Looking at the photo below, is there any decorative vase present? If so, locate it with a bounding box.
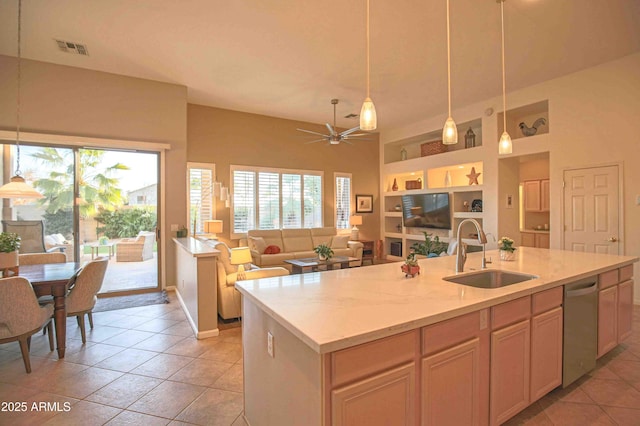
[0,250,19,271]
[500,250,516,261]
[400,147,407,161]
[444,170,452,187]
[319,254,327,261]
[392,178,398,191]
[401,264,420,277]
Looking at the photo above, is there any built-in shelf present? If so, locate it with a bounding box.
[384,212,403,217]
[498,100,549,141]
[453,212,484,219]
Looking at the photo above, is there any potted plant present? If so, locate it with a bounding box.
[498,237,517,261]
[314,243,334,261]
[98,236,109,245]
[401,253,420,277]
[0,232,21,271]
[411,232,447,258]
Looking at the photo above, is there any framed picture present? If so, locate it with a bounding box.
[356,194,373,213]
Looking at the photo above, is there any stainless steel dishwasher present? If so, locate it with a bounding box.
[563,276,598,387]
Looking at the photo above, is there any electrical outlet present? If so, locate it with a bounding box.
[267,331,274,357]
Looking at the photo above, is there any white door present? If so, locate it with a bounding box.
[563,165,620,254]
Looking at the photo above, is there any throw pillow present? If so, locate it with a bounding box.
[331,235,350,249]
[248,236,267,254]
[264,245,281,254]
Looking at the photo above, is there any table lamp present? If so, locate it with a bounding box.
[350,215,363,241]
[230,247,252,280]
[204,220,223,238]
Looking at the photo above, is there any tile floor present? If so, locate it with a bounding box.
[1,296,638,425]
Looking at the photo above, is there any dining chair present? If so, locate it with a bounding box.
[65,257,109,343]
[0,277,55,373]
[19,252,67,265]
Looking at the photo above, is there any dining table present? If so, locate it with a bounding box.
[19,262,82,359]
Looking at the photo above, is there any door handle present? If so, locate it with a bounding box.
[607,237,618,242]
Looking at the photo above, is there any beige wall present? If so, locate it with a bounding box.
[187,104,380,245]
[0,55,188,288]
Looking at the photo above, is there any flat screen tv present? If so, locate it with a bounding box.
[401,192,452,230]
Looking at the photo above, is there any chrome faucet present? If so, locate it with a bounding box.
[456,218,488,273]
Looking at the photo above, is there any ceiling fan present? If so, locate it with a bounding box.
[297,99,371,145]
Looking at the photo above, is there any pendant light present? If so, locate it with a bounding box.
[0,0,44,199]
[442,0,458,145]
[359,0,377,131]
[498,0,512,155]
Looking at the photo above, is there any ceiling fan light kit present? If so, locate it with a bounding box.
[442,0,458,145]
[360,0,377,131]
[297,99,369,146]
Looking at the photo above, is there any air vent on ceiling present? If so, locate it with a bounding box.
[55,39,89,56]
[344,113,359,119]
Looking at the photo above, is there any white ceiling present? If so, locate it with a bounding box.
[1,0,639,131]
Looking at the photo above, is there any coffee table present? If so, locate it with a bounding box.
[285,256,358,274]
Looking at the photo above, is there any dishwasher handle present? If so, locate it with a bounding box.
[565,281,598,298]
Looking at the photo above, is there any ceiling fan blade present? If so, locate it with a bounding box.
[342,139,354,145]
[325,123,337,136]
[340,126,361,137]
[304,138,328,144]
[297,128,329,137]
[343,136,373,141]
[345,133,370,137]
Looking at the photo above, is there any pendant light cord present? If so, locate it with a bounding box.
[15,0,22,176]
[501,0,507,133]
[446,0,452,117]
[366,0,370,99]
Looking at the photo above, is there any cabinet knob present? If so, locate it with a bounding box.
[607,237,619,242]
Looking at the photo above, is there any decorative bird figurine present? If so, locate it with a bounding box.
[519,118,547,137]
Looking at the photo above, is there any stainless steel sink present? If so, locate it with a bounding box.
[443,269,538,289]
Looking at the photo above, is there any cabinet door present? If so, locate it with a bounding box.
[530,307,563,402]
[536,233,550,249]
[521,232,536,248]
[617,280,634,342]
[524,181,541,212]
[490,320,530,426]
[597,286,618,358]
[332,363,415,426]
[540,179,550,212]
[422,338,481,426]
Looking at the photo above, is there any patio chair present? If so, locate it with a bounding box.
[19,252,67,265]
[0,277,54,373]
[116,231,155,262]
[66,257,109,343]
[2,220,67,256]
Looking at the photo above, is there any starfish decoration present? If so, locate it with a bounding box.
[466,167,481,185]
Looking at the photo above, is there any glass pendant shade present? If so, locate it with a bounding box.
[442,117,458,144]
[498,131,512,154]
[0,175,45,199]
[359,97,377,131]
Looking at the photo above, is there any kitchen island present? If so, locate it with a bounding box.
[236,248,637,426]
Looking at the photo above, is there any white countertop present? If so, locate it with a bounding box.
[236,248,637,354]
[173,237,219,258]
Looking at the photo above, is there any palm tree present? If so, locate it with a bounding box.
[32,148,129,218]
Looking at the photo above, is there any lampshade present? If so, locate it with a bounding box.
[204,219,223,234]
[498,0,512,155]
[0,176,44,199]
[230,247,252,265]
[350,216,363,226]
[499,131,512,155]
[442,117,458,145]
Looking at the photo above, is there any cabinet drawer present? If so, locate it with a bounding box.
[331,330,417,388]
[492,296,531,330]
[532,287,562,315]
[619,264,634,282]
[599,269,619,289]
[422,309,487,356]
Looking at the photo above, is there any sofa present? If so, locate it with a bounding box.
[44,233,75,261]
[246,227,363,271]
[209,241,289,319]
[115,231,155,262]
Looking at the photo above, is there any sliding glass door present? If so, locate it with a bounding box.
[1,142,160,294]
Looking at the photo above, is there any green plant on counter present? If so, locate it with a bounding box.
[411,232,446,256]
[499,236,516,252]
[0,232,21,253]
[314,243,334,260]
[404,253,419,267]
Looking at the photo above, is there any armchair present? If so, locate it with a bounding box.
[213,241,289,320]
[116,231,155,262]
